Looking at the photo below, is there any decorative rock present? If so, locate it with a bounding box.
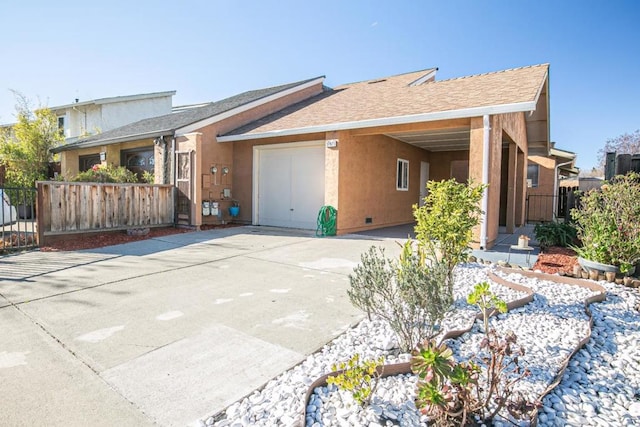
[207,265,640,427]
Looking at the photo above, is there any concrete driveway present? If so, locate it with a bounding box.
[0,226,404,426]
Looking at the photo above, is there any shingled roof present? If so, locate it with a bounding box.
[52,77,323,153]
[219,64,549,141]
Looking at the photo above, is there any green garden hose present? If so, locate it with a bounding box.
[316,205,337,237]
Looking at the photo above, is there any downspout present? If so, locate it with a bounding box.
[480,115,490,250]
[553,160,573,220]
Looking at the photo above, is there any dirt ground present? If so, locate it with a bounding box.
[39,224,240,252]
[532,246,579,275]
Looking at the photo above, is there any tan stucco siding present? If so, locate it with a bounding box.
[188,82,324,226]
[429,151,470,182]
[334,133,430,234]
[231,133,326,225]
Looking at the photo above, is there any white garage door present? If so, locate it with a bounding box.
[256,143,325,229]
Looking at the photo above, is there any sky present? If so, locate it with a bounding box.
[1,0,638,170]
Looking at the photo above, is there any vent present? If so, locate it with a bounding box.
[365,217,373,224]
[367,79,387,84]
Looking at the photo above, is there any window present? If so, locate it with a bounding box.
[121,147,154,179]
[527,164,539,188]
[79,154,101,172]
[397,159,409,191]
[57,116,65,137]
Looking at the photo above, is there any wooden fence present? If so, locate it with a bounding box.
[37,182,174,241]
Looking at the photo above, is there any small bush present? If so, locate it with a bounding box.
[412,283,537,426]
[571,172,640,271]
[533,222,577,250]
[326,354,385,407]
[142,170,155,184]
[348,243,450,352]
[413,179,487,299]
[72,164,138,183]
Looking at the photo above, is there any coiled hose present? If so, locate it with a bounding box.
[316,205,337,237]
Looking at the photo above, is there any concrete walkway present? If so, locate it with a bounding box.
[0,226,405,426]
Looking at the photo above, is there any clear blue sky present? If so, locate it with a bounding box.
[1,0,638,170]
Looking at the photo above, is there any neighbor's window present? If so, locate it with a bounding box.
[527,164,539,188]
[397,159,409,191]
[79,154,101,172]
[57,116,65,137]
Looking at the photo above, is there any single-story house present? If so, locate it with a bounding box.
[53,64,552,249]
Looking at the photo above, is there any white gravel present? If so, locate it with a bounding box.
[205,264,640,427]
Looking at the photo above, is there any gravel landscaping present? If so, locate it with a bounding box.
[204,263,640,427]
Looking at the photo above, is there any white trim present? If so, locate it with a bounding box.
[217,101,536,142]
[396,158,409,191]
[252,140,325,226]
[408,69,438,86]
[176,77,325,135]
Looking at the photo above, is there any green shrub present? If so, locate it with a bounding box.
[413,179,487,298]
[326,354,385,407]
[348,244,450,352]
[533,222,577,250]
[571,172,640,271]
[72,164,138,183]
[142,170,155,184]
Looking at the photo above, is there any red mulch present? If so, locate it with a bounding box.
[532,246,579,275]
[39,223,240,252]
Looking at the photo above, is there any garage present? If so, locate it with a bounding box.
[254,142,325,229]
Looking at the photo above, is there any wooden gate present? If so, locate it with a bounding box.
[175,151,193,226]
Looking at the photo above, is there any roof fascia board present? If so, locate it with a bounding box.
[176,77,325,135]
[217,101,536,142]
[53,129,173,152]
[50,91,177,111]
[94,91,177,106]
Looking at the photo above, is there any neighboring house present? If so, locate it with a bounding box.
[52,77,324,225]
[526,146,578,222]
[55,64,552,249]
[51,91,175,144]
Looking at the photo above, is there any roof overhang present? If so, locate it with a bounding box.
[51,129,172,153]
[49,91,177,112]
[217,100,537,142]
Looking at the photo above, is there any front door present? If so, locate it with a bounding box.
[175,151,192,225]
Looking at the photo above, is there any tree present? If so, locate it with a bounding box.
[0,93,63,189]
[597,130,640,168]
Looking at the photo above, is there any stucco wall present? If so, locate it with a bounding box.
[60,95,173,139]
[101,97,173,131]
[333,132,430,234]
[189,82,325,226]
[469,112,529,248]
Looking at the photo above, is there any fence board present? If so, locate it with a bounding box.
[37,182,174,236]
